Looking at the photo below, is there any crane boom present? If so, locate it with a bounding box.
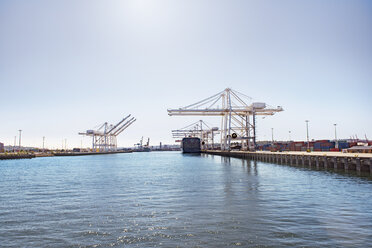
[106,114,131,134]
[113,117,136,136]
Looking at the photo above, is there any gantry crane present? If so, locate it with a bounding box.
[79,114,136,151]
[168,88,283,151]
[171,120,219,149]
[134,137,151,151]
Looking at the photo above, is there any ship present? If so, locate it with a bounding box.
[182,137,201,153]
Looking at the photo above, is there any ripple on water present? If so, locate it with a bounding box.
[0,152,371,247]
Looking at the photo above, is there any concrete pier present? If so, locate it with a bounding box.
[203,150,372,174]
[0,154,35,160]
[0,150,132,160]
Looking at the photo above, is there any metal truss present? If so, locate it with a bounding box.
[79,114,136,151]
[168,88,283,151]
[171,120,219,149]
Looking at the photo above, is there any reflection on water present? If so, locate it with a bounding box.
[0,151,371,247]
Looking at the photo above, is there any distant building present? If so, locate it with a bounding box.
[4,145,39,152]
[0,142,4,153]
[347,146,372,153]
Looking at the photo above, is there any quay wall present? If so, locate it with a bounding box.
[0,150,132,160]
[53,150,132,156]
[0,154,35,160]
[203,150,372,174]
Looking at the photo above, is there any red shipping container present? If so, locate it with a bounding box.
[349,142,357,147]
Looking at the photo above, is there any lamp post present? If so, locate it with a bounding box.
[305,120,310,152]
[18,130,22,151]
[289,131,291,142]
[334,124,338,149]
[13,136,16,152]
[271,127,274,144]
[43,136,45,153]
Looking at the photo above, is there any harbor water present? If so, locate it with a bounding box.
[0,151,371,247]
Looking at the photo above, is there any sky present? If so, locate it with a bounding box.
[0,0,371,149]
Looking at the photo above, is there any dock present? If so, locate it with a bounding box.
[0,154,36,160]
[52,150,132,156]
[0,150,132,160]
[204,150,372,173]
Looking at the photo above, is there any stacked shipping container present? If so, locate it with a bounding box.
[256,140,362,152]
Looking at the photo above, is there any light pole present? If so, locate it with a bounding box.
[334,124,338,149]
[271,128,274,144]
[305,120,310,151]
[18,130,22,151]
[289,131,291,142]
[43,136,45,153]
[13,136,16,152]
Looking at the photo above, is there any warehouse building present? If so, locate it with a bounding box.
[0,142,4,153]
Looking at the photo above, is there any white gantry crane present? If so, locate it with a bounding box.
[171,120,219,150]
[79,114,136,152]
[168,88,283,151]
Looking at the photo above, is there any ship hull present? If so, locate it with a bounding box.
[182,137,201,153]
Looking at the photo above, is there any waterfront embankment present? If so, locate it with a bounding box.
[204,150,372,173]
[0,153,35,160]
[0,150,132,160]
[53,150,132,156]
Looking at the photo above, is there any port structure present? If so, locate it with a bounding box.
[168,88,283,151]
[134,137,151,151]
[171,120,219,150]
[79,114,136,152]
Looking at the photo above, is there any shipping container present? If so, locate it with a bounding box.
[349,142,357,148]
[338,142,349,149]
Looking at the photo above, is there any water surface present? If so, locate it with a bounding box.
[0,152,371,247]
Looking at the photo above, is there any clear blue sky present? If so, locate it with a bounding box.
[0,0,371,149]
